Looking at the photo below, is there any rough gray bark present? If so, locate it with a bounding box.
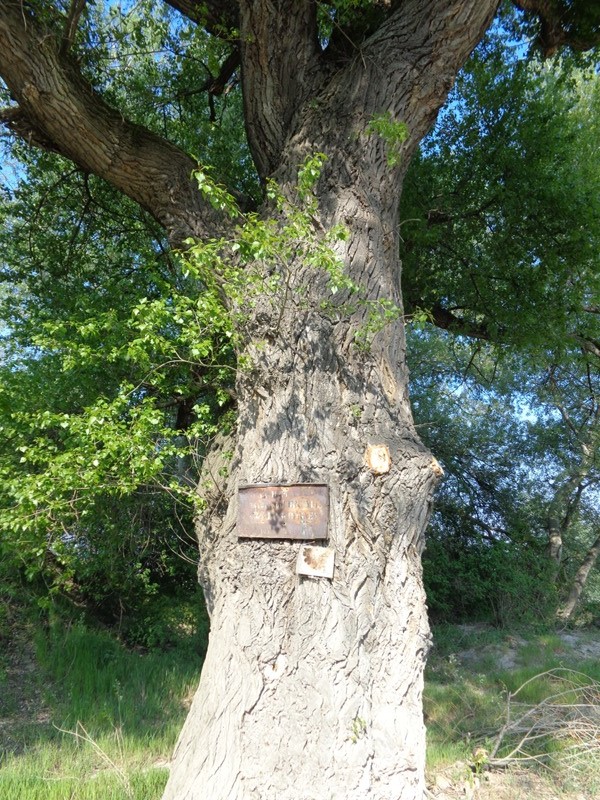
[163,218,440,800]
[546,392,600,621]
[160,5,498,795]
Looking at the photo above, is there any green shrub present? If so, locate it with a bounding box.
[424,534,557,626]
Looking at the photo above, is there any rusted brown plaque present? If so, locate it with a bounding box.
[238,484,329,540]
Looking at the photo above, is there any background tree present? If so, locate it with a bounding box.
[402,35,600,625]
[0,2,598,800]
[0,3,248,640]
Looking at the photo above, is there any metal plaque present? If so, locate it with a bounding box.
[238,484,329,540]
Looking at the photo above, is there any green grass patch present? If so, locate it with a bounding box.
[0,766,168,800]
[35,622,200,751]
[5,616,600,797]
[425,657,503,770]
[426,623,600,785]
[428,623,507,658]
[0,604,206,800]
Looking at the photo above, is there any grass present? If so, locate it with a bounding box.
[425,624,600,795]
[36,623,199,749]
[0,605,206,800]
[425,653,502,769]
[3,612,600,799]
[0,761,168,800]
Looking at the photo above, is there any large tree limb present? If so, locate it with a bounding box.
[274,0,501,199]
[238,0,324,178]
[360,0,500,143]
[163,0,238,36]
[0,2,227,246]
[513,0,600,56]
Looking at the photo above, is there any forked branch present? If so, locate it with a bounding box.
[61,0,88,54]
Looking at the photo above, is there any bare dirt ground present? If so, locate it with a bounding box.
[428,763,591,800]
[455,625,600,671]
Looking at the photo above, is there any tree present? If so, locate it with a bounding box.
[406,332,555,625]
[400,36,600,625]
[410,339,600,625]
[0,2,598,799]
[531,360,600,620]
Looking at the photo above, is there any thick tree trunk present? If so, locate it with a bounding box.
[0,3,498,798]
[159,1,497,795]
[162,168,441,798]
[546,475,587,578]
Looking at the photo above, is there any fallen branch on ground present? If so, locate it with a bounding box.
[488,668,600,770]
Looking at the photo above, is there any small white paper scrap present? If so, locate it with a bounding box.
[296,545,335,579]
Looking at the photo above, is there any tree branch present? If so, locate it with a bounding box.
[238,0,323,178]
[358,0,500,146]
[203,47,240,96]
[410,299,600,358]
[428,303,492,341]
[575,336,600,361]
[0,2,229,246]
[61,0,87,55]
[513,0,600,56]
[163,0,239,36]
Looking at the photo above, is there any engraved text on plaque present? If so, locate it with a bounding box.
[237,484,329,540]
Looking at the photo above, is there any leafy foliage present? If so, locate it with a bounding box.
[401,31,600,356]
[366,112,409,167]
[0,0,254,621]
[400,20,600,623]
[1,1,599,634]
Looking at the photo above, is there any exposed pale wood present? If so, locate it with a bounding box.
[365,444,392,475]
